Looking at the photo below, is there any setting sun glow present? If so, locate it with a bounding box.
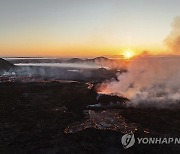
[123,50,134,59]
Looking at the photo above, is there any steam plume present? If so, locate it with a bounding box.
[98,17,180,107]
[99,56,180,107]
[165,16,180,53]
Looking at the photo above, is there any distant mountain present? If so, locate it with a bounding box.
[93,56,109,61]
[65,57,124,69]
[4,56,124,69]
[65,58,84,63]
[5,57,112,64]
[0,58,15,71]
[65,57,110,64]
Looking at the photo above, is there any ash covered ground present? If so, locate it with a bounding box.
[0,58,180,153]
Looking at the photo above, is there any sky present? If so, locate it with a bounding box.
[0,0,180,57]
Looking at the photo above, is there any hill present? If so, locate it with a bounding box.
[0,58,15,72]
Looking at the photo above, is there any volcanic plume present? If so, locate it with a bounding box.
[98,17,180,107]
[165,16,180,54]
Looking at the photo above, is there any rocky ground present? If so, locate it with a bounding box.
[0,80,180,153]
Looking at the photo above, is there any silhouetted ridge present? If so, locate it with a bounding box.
[0,58,15,71]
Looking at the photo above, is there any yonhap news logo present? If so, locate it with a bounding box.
[121,132,135,149]
[121,132,180,149]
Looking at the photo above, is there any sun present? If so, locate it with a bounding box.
[123,50,134,59]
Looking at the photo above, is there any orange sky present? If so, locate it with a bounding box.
[0,0,179,57]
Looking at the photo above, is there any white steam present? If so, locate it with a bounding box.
[99,17,180,107]
[165,16,180,54]
[100,56,180,107]
[15,63,103,69]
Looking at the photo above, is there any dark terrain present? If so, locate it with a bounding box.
[0,58,180,153]
[0,58,15,72]
[0,80,180,153]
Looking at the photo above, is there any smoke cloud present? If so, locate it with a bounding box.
[98,17,180,108]
[99,56,180,107]
[165,16,180,54]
